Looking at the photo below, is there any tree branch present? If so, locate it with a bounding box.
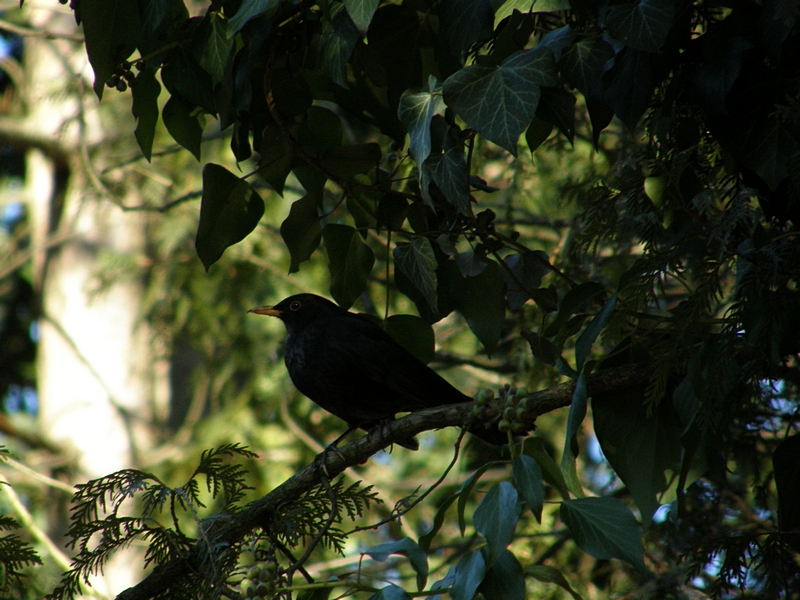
[114,360,660,600]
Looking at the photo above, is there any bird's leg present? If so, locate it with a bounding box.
[314,425,355,478]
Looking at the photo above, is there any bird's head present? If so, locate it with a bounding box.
[249,294,341,333]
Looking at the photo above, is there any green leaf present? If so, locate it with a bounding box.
[398,75,445,166]
[525,565,583,600]
[526,437,570,500]
[474,481,521,566]
[366,585,411,600]
[366,538,429,591]
[376,195,409,231]
[162,95,204,161]
[478,550,526,600]
[603,48,653,131]
[131,69,161,161]
[512,455,544,522]
[449,550,486,600]
[575,292,617,372]
[543,282,605,338]
[606,0,676,52]
[439,0,494,60]
[161,48,217,113]
[560,37,616,95]
[321,144,382,179]
[457,462,497,536]
[302,106,344,153]
[227,0,279,37]
[197,12,234,85]
[195,164,265,270]
[383,315,435,364]
[258,123,294,195]
[447,260,505,354]
[500,250,550,310]
[560,497,648,574]
[773,434,800,552]
[280,195,322,273]
[494,0,571,25]
[344,0,380,34]
[426,148,471,215]
[80,0,141,99]
[535,87,577,145]
[322,224,375,310]
[419,493,459,553]
[560,370,587,497]
[593,388,685,529]
[525,116,554,153]
[393,238,438,313]
[443,46,557,154]
[521,329,561,366]
[318,9,360,87]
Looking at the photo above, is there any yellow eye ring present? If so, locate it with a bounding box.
[289,301,302,311]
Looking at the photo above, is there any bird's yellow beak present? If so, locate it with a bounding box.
[248,306,282,317]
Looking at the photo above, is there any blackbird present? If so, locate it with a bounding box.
[249,293,504,449]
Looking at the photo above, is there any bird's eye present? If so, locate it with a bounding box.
[290,301,302,311]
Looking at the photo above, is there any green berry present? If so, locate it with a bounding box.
[247,564,263,580]
[498,419,511,432]
[503,407,516,421]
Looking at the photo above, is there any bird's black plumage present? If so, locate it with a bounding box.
[250,293,504,449]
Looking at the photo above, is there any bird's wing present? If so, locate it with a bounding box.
[332,314,469,410]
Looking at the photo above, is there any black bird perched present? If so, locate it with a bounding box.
[249,293,504,450]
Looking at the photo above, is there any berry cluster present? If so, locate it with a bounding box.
[106,61,139,93]
[474,384,530,434]
[239,557,280,600]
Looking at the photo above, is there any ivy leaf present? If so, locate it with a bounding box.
[131,69,161,161]
[448,550,486,600]
[321,144,382,179]
[525,117,553,153]
[500,250,550,310]
[603,48,654,131]
[366,538,429,591]
[561,370,587,497]
[227,0,279,37]
[195,164,265,271]
[606,0,676,52]
[419,493,459,552]
[383,315,435,364]
[318,9,360,87]
[161,48,217,113]
[197,12,234,85]
[474,481,521,566]
[393,238,438,313]
[280,195,322,273]
[457,462,497,536]
[258,124,294,195]
[344,0,380,34]
[512,455,544,522]
[543,282,605,338]
[575,292,617,372]
[439,0,494,61]
[525,565,582,600]
[593,387,684,529]
[80,0,141,99]
[560,37,616,95]
[526,437,571,500]
[443,46,557,154]
[536,87,577,145]
[162,95,204,161]
[366,585,411,600]
[478,550,526,600]
[560,497,648,574]
[322,224,374,310]
[445,260,505,354]
[426,147,471,215]
[398,75,445,166]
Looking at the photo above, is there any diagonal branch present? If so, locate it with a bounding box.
[114,360,661,600]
